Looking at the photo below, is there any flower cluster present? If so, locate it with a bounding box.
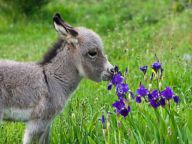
[136,61,179,108]
[108,66,134,117]
[106,61,180,118]
[136,85,179,108]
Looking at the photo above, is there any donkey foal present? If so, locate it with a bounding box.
[0,13,114,144]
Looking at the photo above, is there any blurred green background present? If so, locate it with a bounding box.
[0,0,192,143]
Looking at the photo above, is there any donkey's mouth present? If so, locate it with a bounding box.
[101,72,113,81]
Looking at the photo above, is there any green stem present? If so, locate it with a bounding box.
[107,126,110,144]
[156,76,159,91]
[116,114,121,144]
[165,107,178,143]
[102,129,107,144]
[118,129,121,144]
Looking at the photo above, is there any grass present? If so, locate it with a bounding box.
[0,0,192,143]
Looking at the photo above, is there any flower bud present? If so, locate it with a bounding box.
[158,82,162,89]
[148,83,152,91]
[168,126,172,136]
[71,113,75,118]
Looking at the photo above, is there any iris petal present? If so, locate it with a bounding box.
[139,66,148,74]
[136,96,142,103]
[136,85,149,97]
[152,61,162,72]
[173,96,180,104]
[111,73,124,85]
[161,87,174,100]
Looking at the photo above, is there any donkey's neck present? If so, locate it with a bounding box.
[43,47,81,97]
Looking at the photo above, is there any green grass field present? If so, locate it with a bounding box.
[0,0,192,143]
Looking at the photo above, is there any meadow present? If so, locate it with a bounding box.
[0,0,192,143]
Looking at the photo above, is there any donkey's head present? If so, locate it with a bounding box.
[53,13,114,82]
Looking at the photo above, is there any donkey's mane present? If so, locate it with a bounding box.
[39,38,66,65]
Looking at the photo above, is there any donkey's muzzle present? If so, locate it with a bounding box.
[107,67,114,74]
[101,67,114,81]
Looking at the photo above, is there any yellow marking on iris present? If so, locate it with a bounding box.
[152,69,158,79]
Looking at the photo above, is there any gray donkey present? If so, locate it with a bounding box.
[0,13,114,144]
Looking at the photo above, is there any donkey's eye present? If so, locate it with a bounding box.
[88,51,97,58]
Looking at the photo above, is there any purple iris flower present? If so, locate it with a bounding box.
[101,115,105,124]
[107,65,134,118]
[112,99,130,117]
[116,83,129,98]
[107,82,113,90]
[173,96,180,104]
[161,87,174,100]
[111,73,124,85]
[112,99,125,110]
[139,66,148,75]
[159,98,166,107]
[136,85,149,97]
[119,106,130,117]
[136,96,142,103]
[150,99,160,109]
[152,61,162,72]
[151,89,159,100]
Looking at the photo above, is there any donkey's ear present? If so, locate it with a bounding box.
[53,13,78,37]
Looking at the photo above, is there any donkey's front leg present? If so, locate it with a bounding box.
[39,125,51,144]
[0,110,3,124]
[23,120,50,144]
[44,125,51,144]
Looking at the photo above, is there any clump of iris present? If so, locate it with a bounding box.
[136,61,179,109]
[107,65,134,117]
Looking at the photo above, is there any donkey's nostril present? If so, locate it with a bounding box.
[109,68,114,74]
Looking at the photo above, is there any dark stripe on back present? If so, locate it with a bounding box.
[42,68,49,86]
